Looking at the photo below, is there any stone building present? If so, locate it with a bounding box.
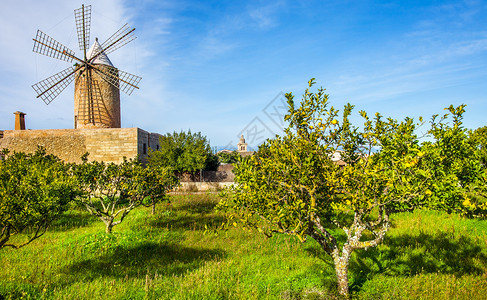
[236,135,254,157]
[237,134,248,152]
[0,113,160,164]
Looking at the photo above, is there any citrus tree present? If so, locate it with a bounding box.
[0,148,79,249]
[466,126,487,211]
[469,126,487,169]
[428,112,487,216]
[141,158,180,215]
[219,79,486,297]
[74,158,178,233]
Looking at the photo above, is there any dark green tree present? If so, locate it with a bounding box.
[0,148,79,249]
[217,151,240,164]
[150,130,218,179]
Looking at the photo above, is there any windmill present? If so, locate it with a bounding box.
[32,4,141,129]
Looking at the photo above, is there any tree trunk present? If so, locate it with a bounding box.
[152,200,156,215]
[105,219,113,234]
[335,257,350,297]
[0,225,11,249]
[333,246,352,298]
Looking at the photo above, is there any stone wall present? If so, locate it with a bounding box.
[201,170,235,182]
[179,169,235,183]
[175,182,233,192]
[0,127,160,164]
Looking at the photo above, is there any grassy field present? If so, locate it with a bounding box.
[1,193,486,299]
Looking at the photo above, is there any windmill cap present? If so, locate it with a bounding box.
[86,39,114,67]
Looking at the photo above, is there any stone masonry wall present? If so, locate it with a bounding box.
[136,129,163,163]
[0,128,158,164]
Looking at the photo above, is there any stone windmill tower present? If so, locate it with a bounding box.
[74,38,121,128]
[32,4,141,129]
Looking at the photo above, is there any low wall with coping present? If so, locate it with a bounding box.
[0,127,160,164]
[175,182,234,192]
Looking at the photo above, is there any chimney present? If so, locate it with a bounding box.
[14,111,26,130]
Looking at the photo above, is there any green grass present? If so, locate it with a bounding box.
[1,194,486,299]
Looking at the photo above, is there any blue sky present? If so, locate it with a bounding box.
[1,0,486,149]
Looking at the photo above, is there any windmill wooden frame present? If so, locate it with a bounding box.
[32,4,141,128]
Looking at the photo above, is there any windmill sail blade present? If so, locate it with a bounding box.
[32,66,78,104]
[90,24,136,61]
[33,30,76,63]
[92,66,141,95]
[74,4,91,58]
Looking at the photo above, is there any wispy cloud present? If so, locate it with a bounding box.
[247,1,285,29]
